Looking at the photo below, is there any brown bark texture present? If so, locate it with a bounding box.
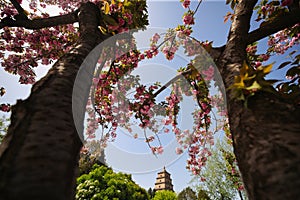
[231,92,300,200]
[217,0,300,199]
[0,2,105,200]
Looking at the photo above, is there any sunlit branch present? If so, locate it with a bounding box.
[153,33,176,53]
[153,65,212,136]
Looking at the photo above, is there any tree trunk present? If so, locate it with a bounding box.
[0,3,104,200]
[229,92,300,200]
[215,0,300,199]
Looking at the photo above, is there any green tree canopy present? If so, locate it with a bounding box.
[152,190,177,200]
[78,143,106,176]
[197,189,210,200]
[191,138,247,200]
[178,187,197,200]
[76,164,149,200]
[147,187,155,199]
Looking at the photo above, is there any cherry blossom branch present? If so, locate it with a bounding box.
[144,129,156,156]
[247,8,300,44]
[6,42,74,69]
[0,10,79,29]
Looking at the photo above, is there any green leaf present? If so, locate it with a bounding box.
[257,63,274,74]
[231,76,245,89]
[246,81,261,91]
[230,0,236,10]
[99,26,107,34]
[262,63,273,74]
[103,1,110,15]
[103,15,118,26]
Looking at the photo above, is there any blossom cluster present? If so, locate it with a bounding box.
[1,24,78,84]
[85,44,163,147]
[0,104,10,112]
[267,23,300,55]
[254,0,291,23]
[181,0,191,8]
[246,43,270,68]
[0,0,148,114]
[85,25,221,164]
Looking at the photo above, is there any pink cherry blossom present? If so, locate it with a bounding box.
[182,0,191,8]
[202,65,214,81]
[183,13,195,25]
[0,104,10,112]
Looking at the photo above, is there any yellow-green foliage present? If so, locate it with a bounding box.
[76,164,149,200]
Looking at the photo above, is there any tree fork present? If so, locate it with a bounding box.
[0,2,105,200]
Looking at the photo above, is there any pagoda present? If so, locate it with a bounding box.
[154,166,174,191]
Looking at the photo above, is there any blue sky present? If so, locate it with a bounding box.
[1,0,297,195]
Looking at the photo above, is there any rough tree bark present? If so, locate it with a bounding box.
[216,0,300,199]
[0,3,106,200]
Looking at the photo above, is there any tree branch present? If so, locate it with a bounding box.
[153,69,192,97]
[0,10,79,29]
[247,8,300,44]
[218,0,258,86]
[10,0,28,20]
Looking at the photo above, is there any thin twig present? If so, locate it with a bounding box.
[153,69,192,97]
[192,0,203,17]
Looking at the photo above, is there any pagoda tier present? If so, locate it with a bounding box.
[154,167,174,191]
